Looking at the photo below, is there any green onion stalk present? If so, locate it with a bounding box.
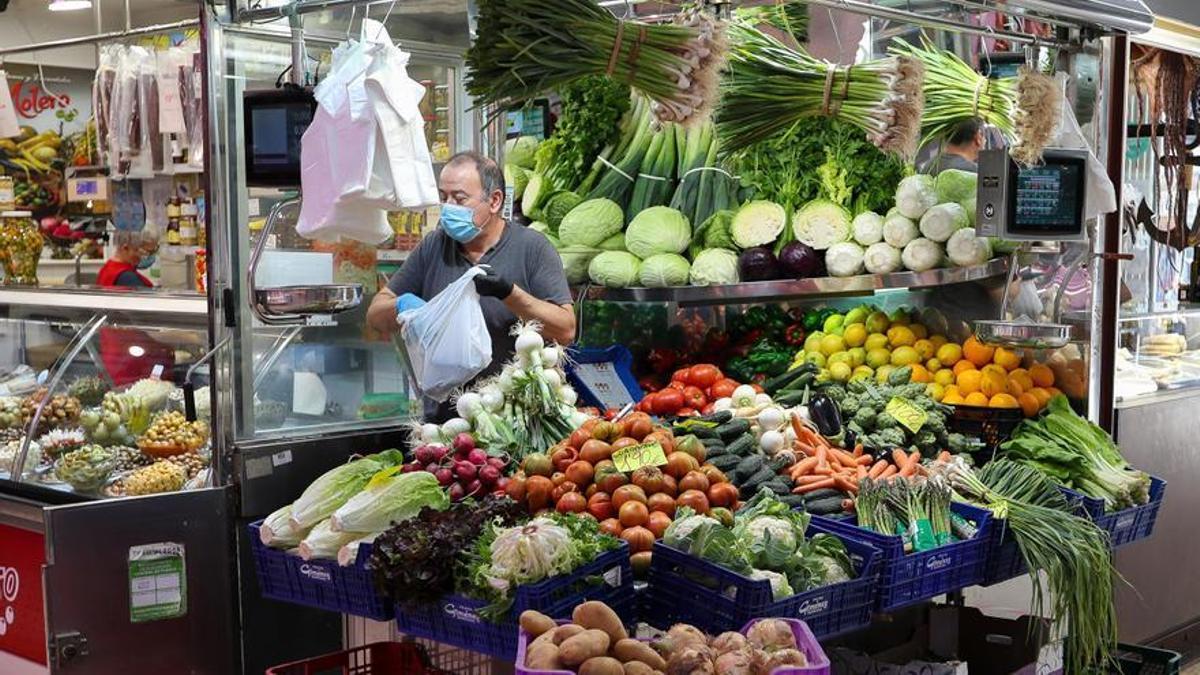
[717,23,924,158]
[466,0,726,126]
[936,458,1118,674]
[734,0,809,45]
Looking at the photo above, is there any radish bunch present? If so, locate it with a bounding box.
[402,432,510,502]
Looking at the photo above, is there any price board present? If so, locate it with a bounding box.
[611,441,668,473]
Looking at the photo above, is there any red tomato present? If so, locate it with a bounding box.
[682,386,707,410]
[671,367,691,383]
[666,381,687,392]
[751,383,764,394]
[677,407,697,417]
[653,389,685,415]
[687,364,722,388]
[700,402,715,416]
[709,378,740,400]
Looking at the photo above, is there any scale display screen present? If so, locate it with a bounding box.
[976,148,1088,241]
[1011,162,1085,235]
[243,88,316,187]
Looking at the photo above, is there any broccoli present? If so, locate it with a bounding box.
[913,429,938,449]
[870,428,908,448]
[852,407,878,430]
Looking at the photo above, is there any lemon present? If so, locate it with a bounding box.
[852,365,875,379]
[848,347,867,368]
[890,346,921,366]
[804,332,824,354]
[865,333,889,351]
[843,323,868,347]
[823,314,846,334]
[935,343,963,366]
[876,364,896,383]
[925,357,942,373]
[829,361,852,382]
[845,306,871,326]
[910,323,929,339]
[866,348,892,369]
[820,334,847,356]
[805,352,827,368]
[827,352,854,367]
[887,325,916,348]
[926,383,946,401]
[913,338,935,361]
[934,369,955,386]
[865,311,890,334]
[929,334,949,349]
[888,308,912,326]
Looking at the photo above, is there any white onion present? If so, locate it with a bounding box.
[559,385,578,406]
[481,388,505,412]
[783,426,797,445]
[441,417,471,436]
[713,397,734,411]
[541,346,561,367]
[731,385,757,408]
[754,393,774,407]
[498,366,515,391]
[757,406,785,432]
[515,330,545,358]
[541,368,563,389]
[420,423,442,444]
[455,392,483,420]
[760,430,786,455]
[570,410,591,427]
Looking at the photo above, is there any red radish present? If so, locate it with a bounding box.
[495,476,509,492]
[456,461,477,481]
[448,482,466,501]
[434,467,454,486]
[465,479,483,496]
[430,445,449,463]
[401,462,421,473]
[467,448,488,466]
[414,445,437,465]
[478,465,501,485]
[452,433,476,453]
[486,456,507,471]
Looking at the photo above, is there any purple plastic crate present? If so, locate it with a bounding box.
[247,520,392,620]
[513,617,829,675]
[1060,476,1165,549]
[810,502,991,612]
[642,529,879,638]
[394,543,635,659]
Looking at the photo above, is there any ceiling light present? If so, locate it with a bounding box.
[48,0,92,11]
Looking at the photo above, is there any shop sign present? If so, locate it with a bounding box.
[128,542,187,623]
[3,64,92,134]
[0,524,47,665]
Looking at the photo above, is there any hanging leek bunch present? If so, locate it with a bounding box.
[466,0,727,126]
[734,0,809,45]
[889,38,1061,165]
[717,23,924,159]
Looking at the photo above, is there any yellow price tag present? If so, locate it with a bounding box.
[886,397,928,434]
[365,465,402,490]
[611,441,668,473]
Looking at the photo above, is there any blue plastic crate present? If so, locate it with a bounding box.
[810,502,991,612]
[247,520,392,620]
[1060,477,1165,549]
[394,543,635,659]
[980,489,1093,586]
[641,529,880,639]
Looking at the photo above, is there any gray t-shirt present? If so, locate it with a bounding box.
[388,223,572,421]
[919,152,977,176]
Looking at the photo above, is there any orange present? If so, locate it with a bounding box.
[1018,392,1040,417]
[943,384,961,398]
[1008,369,1034,392]
[993,347,1022,371]
[953,360,977,376]
[957,369,983,394]
[1006,377,1026,397]
[1028,387,1052,407]
[942,392,966,405]
[887,325,916,348]
[963,336,995,367]
[988,393,1020,409]
[964,392,990,406]
[1029,364,1055,388]
[1046,386,1064,398]
[982,364,1008,378]
[980,371,1008,398]
[910,323,929,339]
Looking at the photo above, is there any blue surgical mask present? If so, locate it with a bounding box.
[438,202,481,243]
[137,254,157,270]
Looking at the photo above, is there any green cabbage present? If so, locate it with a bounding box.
[639,253,691,288]
[851,211,884,246]
[625,206,691,259]
[330,471,449,534]
[946,229,993,266]
[558,198,624,247]
[598,232,626,251]
[935,169,977,204]
[733,489,811,571]
[919,203,970,243]
[504,164,530,200]
[588,251,642,287]
[290,450,405,529]
[505,135,540,169]
[825,241,865,277]
[689,248,740,286]
[543,191,583,229]
[701,210,736,250]
[793,199,852,250]
[962,196,977,226]
[558,245,602,284]
[895,174,937,220]
[901,237,943,272]
[731,200,787,249]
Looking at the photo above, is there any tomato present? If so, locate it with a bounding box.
[624,413,654,441]
[525,476,554,511]
[612,484,648,508]
[556,492,587,513]
[709,378,740,400]
[551,446,578,473]
[599,518,624,537]
[579,439,614,465]
[653,389,685,415]
[688,364,722,388]
[591,421,619,443]
[679,470,711,494]
[700,402,715,416]
[677,489,710,515]
[707,482,739,508]
[587,492,614,520]
[619,500,650,528]
[647,492,676,517]
[666,381,687,392]
[631,466,666,495]
[664,451,700,480]
[595,465,628,494]
[551,481,578,502]
[681,386,707,410]
[630,551,653,578]
[677,407,697,417]
[568,428,592,450]
[565,460,595,487]
[620,526,656,553]
[646,511,673,539]
[671,367,691,383]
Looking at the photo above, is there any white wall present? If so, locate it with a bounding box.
[0,0,197,70]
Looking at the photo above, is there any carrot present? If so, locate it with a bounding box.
[795,474,832,485]
[794,442,817,458]
[841,498,856,513]
[833,476,859,494]
[790,457,819,478]
[792,477,837,494]
[852,443,864,458]
[937,450,952,463]
[815,446,827,465]
[857,465,867,480]
[790,413,807,438]
[797,425,823,447]
[832,447,857,467]
[899,463,917,478]
[814,466,835,477]
[880,465,898,479]
[868,460,889,479]
[891,449,908,467]
[908,450,921,468]
[855,454,874,466]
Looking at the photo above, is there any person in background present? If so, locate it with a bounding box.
[919,117,985,175]
[368,150,575,421]
[97,228,159,288]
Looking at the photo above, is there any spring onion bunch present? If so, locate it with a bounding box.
[734,0,808,44]
[935,458,1117,674]
[889,38,1061,165]
[466,0,726,126]
[717,23,924,158]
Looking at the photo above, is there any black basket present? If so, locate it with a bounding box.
[949,404,1024,452]
[1111,644,1181,675]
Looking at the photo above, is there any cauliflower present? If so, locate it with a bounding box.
[749,569,794,600]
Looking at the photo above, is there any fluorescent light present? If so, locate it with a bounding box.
[48,0,92,11]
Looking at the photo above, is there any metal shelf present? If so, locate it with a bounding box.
[577,257,1010,306]
[0,287,207,317]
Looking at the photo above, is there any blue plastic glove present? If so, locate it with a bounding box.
[395,293,426,314]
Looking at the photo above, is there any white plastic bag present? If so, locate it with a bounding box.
[398,267,492,402]
[0,72,21,139]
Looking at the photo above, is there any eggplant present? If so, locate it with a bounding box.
[808,393,843,438]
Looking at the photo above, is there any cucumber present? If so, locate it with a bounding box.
[802,488,843,503]
[762,365,814,395]
[708,454,741,472]
[675,424,718,440]
[739,467,778,498]
[806,496,847,516]
[735,454,765,477]
[724,434,756,457]
[700,437,726,449]
[715,418,752,441]
[777,370,816,393]
[773,390,807,407]
[764,478,792,495]
[697,410,734,425]
[779,495,808,508]
[767,454,793,473]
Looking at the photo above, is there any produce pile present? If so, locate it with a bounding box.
[521,603,812,675]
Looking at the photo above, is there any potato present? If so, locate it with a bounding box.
[525,641,562,670]
[580,656,625,675]
[560,629,612,666]
[623,662,656,675]
[613,639,667,671]
[554,624,586,645]
[573,601,629,643]
[745,619,796,652]
[520,610,557,638]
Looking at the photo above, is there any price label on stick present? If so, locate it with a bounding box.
[885,397,927,434]
[611,441,668,473]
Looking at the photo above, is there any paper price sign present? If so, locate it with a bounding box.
[611,441,668,473]
[885,397,928,434]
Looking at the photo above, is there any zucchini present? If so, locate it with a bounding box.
[777,370,816,393]
[762,365,814,395]
[739,467,778,498]
[708,454,741,472]
[697,410,734,425]
[802,488,843,503]
[724,434,756,457]
[806,496,847,516]
[735,455,765,477]
[764,478,792,495]
[767,454,792,473]
[773,390,807,407]
[715,418,752,442]
[779,495,808,508]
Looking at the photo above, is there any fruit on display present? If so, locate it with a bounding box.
[0,438,40,474]
[80,393,144,447]
[118,461,187,496]
[0,397,20,429]
[20,390,82,434]
[68,376,108,407]
[111,446,154,473]
[54,445,117,492]
[164,452,207,481]
[36,428,87,459]
[124,378,177,411]
[636,364,743,417]
[938,336,1059,416]
[136,411,209,458]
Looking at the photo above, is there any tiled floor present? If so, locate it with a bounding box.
[1182,658,1200,675]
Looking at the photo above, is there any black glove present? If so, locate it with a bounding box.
[474,267,514,299]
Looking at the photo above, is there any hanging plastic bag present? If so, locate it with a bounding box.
[1052,73,1116,220]
[92,46,121,166]
[0,71,18,139]
[397,267,493,402]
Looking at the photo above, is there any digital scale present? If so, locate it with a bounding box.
[242,86,317,187]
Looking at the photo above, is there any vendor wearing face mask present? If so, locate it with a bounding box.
[368,151,575,421]
[97,228,159,288]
